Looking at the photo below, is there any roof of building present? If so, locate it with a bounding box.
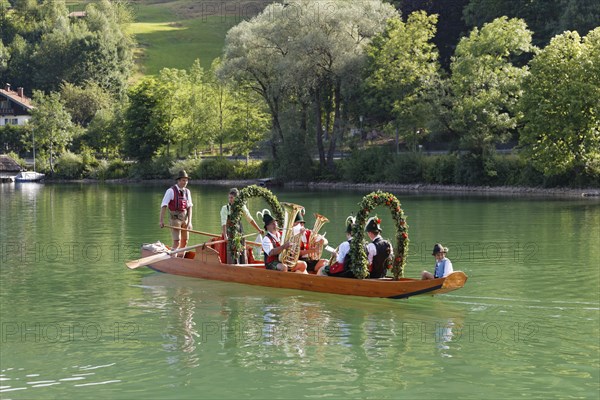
[0,87,34,110]
[0,155,23,172]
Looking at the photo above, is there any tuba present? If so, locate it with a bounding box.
[278,202,304,270]
[308,213,329,260]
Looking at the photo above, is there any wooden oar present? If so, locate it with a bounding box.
[127,235,262,269]
[164,225,262,247]
[164,225,221,238]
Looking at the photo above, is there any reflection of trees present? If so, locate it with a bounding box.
[140,274,466,391]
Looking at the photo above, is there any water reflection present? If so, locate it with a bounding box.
[139,273,467,380]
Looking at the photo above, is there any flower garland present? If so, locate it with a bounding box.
[348,191,409,280]
[227,185,284,260]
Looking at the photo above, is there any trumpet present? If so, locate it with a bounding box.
[308,213,329,260]
[278,202,304,270]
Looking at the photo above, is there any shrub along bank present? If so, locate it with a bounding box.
[46,150,598,188]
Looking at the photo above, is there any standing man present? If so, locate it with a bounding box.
[365,216,393,279]
[220,188,263,264]
[159,170,193,253]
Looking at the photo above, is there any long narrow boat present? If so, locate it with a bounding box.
[134,245,468,299]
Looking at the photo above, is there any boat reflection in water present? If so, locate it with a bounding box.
[136,273,466,378]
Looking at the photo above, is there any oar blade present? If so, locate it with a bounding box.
[126,252,171,269]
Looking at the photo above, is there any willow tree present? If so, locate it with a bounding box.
[218,0,398,170]
[519,28,600,179]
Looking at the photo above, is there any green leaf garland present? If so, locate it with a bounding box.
[349,191,409,280]
[227,185,285,260]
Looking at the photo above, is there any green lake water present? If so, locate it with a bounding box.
[1,183,599,399]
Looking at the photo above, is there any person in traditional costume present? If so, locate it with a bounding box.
[220,188,263,264]
[261,211,307,273]
[421,243,454,279]
[365,216,393,279]
[159,170,193,253]
[318,216,356,278]
[293,212,329,274]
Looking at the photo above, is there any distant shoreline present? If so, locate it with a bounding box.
[38,178,600,198]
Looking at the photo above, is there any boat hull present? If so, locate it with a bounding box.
[138,247,467,299]
[14,171,45,182]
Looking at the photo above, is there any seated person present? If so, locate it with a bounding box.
[293,212,329,274]
[422,243,453,279]
[318,216,356,278]
[261,211,307,273]
[365,216,393,279]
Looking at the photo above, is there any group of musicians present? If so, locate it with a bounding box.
[159,171,394,279]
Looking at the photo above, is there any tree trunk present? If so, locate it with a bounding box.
[326,80,342,170]
[314,88,326,168]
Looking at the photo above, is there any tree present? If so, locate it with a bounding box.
[60,81,112,127]
[1,0,134,95]
[29,90,78,172]
[519,28,600,178]
[448,17,536,158]
[364,11,441,151]
[463,0,560,47]
[123,77,169,162]
[219,0,398,171]
[386,0,470,69]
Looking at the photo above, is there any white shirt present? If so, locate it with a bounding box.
[220,204,253,226]
[366,234,382,264]
[336,239,352,264]
[262,231,282,256]
[160,185,193,208]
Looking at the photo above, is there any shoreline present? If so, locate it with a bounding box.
[37,178,600,198]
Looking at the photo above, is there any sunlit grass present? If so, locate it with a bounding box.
[129,3,239,76]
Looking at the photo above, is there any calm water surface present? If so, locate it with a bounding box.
[0,183,598,399]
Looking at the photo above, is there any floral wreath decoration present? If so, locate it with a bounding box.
[227,185,284,260]
[348,190,409,280]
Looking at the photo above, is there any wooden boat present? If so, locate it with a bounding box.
[134,246,468,299]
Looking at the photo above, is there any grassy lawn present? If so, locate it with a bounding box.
[129,1,249,76]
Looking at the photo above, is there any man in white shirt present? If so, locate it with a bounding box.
[220,188,263,263]
[159,170,193,252]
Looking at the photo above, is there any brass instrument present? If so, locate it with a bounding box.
[278,202,305,270]
[308,213,329,260]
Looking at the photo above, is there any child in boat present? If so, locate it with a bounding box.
[421,243,454,279]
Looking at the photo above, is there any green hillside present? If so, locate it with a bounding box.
[130,2,242,75]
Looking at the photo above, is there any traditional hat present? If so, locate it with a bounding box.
[294,212,305,223]
[229,187,239,196]
[365,216,382,233]
[432,243,448,255]
[346,215,356,234]
[175,170,189,180]
[257,209,276,229]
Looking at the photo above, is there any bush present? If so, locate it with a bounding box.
[384,153,424,183]
[55,152,85,179]
[90,158,130,180]
[128,154,174,179]
[171,157,202,179]
[422,154,457,184]
[198,157,232,180]
[341,147,391,183]
[231,161,262,179]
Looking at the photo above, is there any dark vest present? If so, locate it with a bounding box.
[370,237,392,279]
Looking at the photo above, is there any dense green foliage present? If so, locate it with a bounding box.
[0,0,598,188]
[0,0,134,95]
[519,28,600,180]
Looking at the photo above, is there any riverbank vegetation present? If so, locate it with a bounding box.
[1,0,598,187]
